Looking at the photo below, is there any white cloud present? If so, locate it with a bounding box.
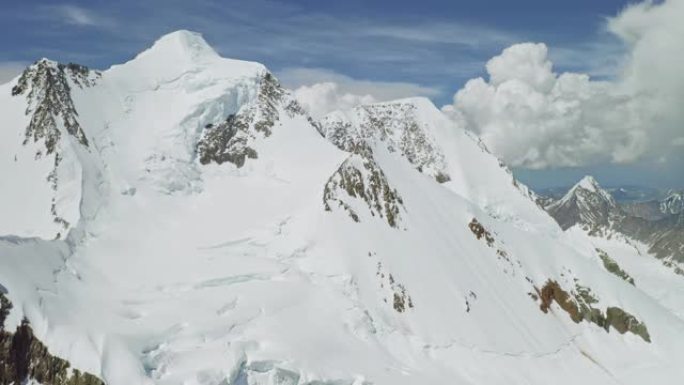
[280,67,440,118]
[0,62,25,85]
[59,5,97,26]
[40,5,114,28]
[279,68,440,100]
[293,82,376,120]
[444,0,684,170]
[360,22,517,47]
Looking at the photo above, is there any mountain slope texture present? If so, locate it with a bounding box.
[1,31,684,385]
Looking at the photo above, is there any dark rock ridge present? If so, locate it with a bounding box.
[596,248,635,285]
[323,151,404,228]
[0,292,104,385]
[12,59,98,155]
[197,72,305,167]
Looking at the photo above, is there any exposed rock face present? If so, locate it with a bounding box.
[537,280,650,342]
[468,218,495,247]
[319,100,451,183]
[620,200,666,221]
[596,248,635,285]
[12,59,98,155]
[646,212,684,262]
[197,114,258,167]
[323,154,404,228]
[0,293,104,385]
[197,72,288,167]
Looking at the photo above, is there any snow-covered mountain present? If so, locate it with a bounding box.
[546,175,684,269]
[660,190,684,216]
[2,31,684,385]
[545,176,623,234]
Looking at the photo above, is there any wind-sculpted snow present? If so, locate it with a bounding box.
[1,30,684,385]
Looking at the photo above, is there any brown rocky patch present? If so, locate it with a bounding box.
[0,293,104,385]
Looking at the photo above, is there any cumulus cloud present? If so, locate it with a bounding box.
[280,67,440,118]
[444,0,684,170]
[293,82,376,120]
[445,43,648,169]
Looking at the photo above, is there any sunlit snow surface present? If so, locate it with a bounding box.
[1,31,683,385]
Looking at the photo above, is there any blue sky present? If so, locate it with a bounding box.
[2,0,680,190]
[0,0,631,103]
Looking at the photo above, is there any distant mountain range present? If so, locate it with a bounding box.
[538,184,673,203]
[542,176,684,264]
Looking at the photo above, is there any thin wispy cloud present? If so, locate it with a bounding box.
[360,22,518,47]
[56,5,98,26]
[35,4,116,29]
[0,0,627,105]
[279,67,441,99]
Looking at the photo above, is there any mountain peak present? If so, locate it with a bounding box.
[566,175,614,203]
[109,29,267,87]
[574,175,601,192]
[137,30,218,63]
[547,175,621,231]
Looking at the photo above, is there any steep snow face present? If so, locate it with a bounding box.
[2,31,684,385]
[320,98,451,182]
[74,32,276,195]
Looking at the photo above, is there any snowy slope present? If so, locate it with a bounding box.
[1,30,684,385]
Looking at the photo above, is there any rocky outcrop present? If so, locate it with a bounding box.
[323,154,404,228]
[468,218,494,247]
[12,59,98,155]
[537,280,650,342]
[197,114,258,167]
[596,249,635,285]
[0,293,105,385]
[375,262,414,313]
[197,72,287,167]
[605,307,651,342]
